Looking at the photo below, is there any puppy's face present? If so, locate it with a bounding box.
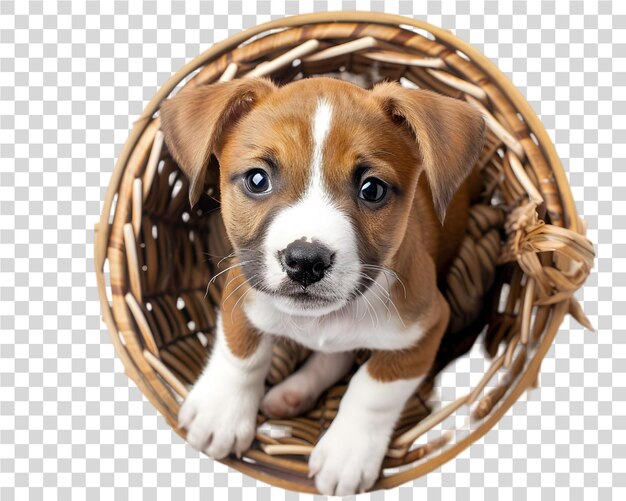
[218,79,421,315]
[160,77,485,316]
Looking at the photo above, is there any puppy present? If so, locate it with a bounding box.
[160,76,485,495]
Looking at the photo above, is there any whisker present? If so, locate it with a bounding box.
[204,261,250,298]
[209,261,250,284]
[359,272,406,328]
[202,251,234,260]
[202,247,263,258]
[209,248,264,267]
[234,248,265,255]
[222,274,258,305]
[215,251,238,268]
[362,264,407,299]
[230,278,264,323]
[357,289,378,328]
[359,275,392,320]
[223,269,248,291]
[359,272,391,301]
[387,298,406,328]
[357,290,373,326]
[192,205,222,219]
[364,290,379,328]
[377,267,392,291]
[353,291,366,322]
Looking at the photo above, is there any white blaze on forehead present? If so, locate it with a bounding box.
[309,98,333,195]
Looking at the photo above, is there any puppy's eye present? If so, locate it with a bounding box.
[244,169,272,194]
[359,177,388,204]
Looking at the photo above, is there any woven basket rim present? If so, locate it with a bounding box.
[96,11,581,245]
[94,11,594,493]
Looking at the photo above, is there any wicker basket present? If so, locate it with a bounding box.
[95,11,595,493]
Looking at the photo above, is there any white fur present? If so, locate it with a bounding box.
[178,313,274,459]
[261,351,355,418]
[245,273,422,352]
[261,98,361,316]
[308,362,425,495]
[310,98,333,193]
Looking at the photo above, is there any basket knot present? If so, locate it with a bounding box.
[500,201,595,331]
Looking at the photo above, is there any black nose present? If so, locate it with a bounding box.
[280,239,333,287]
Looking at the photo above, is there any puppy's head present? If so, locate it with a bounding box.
[161,77,485,316]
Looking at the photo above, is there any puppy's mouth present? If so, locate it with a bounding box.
[259,272,376,317]
[252,278,350,316]
[274,282,340,306]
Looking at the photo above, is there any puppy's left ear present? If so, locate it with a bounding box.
[372,82,486,224]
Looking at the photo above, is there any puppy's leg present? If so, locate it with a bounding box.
[178,270,274,459]
[261,351,355,419]
[309,293,449,495]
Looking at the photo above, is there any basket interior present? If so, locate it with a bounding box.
[96,14,595,493]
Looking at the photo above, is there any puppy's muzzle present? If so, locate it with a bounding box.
[279,239,334,287]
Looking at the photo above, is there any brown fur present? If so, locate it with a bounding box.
[160,77,486,382]
[368,291,450,381]
[220,268,263,359]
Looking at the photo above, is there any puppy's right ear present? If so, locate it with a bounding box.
[159,78,277,206]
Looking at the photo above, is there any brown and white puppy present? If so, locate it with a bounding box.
[160,76,485,495]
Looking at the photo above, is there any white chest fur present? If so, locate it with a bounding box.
[243,276,424,353]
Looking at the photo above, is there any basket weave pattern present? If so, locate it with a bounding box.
[95,12,595,492]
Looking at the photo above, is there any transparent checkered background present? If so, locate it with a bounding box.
[0,0,622,499]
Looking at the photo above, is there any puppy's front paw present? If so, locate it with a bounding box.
[178,377,262,459]
[308,417,388,495]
